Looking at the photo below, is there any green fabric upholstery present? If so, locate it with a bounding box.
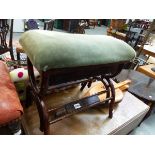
[19,30,136,71]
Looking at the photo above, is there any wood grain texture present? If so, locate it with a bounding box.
[137,64,155,79]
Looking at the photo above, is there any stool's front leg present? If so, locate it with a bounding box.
[27,57,50,135]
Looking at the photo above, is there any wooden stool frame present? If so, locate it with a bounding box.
[26,57,126,134]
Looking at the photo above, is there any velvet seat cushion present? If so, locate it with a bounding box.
[19,30,136,72]
[0,61,23,125]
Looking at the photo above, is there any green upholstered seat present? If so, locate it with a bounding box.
[19,30,136,71]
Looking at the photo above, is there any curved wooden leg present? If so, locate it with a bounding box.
[106,78,115,118]
[34,97,49,135]
[101,78,111,105]
[27,57,50,134]
[44,121,50,135]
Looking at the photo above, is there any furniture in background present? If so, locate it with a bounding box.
[53,19,85,33]
[134,45,155,71]
[115,69,155,119]
[68,19,79,32]
[88,19,97,28]
[138,45,155,61]
[137,64,155,79]
[102,19,111,27]
[107,29,126,41]
[129,20,155,70]
[125,20,152,49]
[53,19,69,31]
[44,19,55,30]
[62,19,69,31]
[107,19,127,41]
[0,19,14,60]
[129,22,155,118]
[68,19,85,33]
[25,19,39,31]
[125,26,144,49]
[0,61,23,134]
[16,19,39,65]
[108,19,126,32]
[137,19,155,57]
[136,62,155,118]
[109,19,126,31]
[107,20,155,71]
[129,19,151,30]
[107,19,151,50]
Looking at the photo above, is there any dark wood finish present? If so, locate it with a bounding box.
[137,19,155,57]
[137,64,155,79]
[0,19,14,60]
[63,19,70,31]
[89,20,97,28]
[62,20,85,34]
[44,20,55,31]
[107,78,115,118]
[26,55,128,134]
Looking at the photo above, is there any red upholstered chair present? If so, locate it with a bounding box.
[0,61,23,134]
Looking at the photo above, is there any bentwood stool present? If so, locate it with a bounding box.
[19,30,136,134]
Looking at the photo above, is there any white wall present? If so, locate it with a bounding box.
[13,19,25,32]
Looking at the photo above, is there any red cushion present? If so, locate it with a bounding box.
[0,61,23,125]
